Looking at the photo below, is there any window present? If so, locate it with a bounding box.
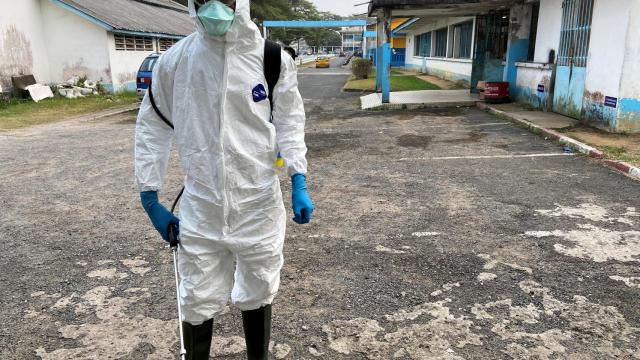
[452,21,473,59]
[414,32,432,57]
[484,11,510,61]
[434,28,448,57]
[139,57,158,72]
[527,3,540,61]
[558,0,594,67]
[114,34,154,51]
[159,38,178,52]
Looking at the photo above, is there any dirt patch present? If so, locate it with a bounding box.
[563,126,640,166]
[306,132,361,158]
[397,134,433,148]
[440,131,487,144]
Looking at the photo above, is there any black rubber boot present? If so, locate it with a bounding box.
[183,318,214,360]
[242,305,272,360]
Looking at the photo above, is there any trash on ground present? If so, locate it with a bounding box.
[25,84,54,102]
[57,77,99,99]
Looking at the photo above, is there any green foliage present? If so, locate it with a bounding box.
[351,58,372,80]
[76,76,88,88]
[96,82,108,95]
[0,93,139,130]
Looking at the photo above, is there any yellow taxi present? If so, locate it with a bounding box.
[315,56,330,68]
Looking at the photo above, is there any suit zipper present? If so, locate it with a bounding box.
[220,45,230,234]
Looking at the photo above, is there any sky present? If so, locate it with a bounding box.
[309,0,369,17]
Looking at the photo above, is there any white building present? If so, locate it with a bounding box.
[340,26,365,53]
[370,0,640,133]
[0,0,193,93]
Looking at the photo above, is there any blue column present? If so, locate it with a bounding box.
[503,5,532,98]
[376,46,382,90]
[503,39,529,97]
[381,43,391,103]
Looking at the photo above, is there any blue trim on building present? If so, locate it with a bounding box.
[393,18,419,34]
[618,98,640,132]
[50,0,114,30]
[263,20,367,28]
[364,31,377,38]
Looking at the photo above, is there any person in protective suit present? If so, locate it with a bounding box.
[134,0,314,358]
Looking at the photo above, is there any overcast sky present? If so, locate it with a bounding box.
[309,0,369,17]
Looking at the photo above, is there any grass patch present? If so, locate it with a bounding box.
[344,74,441,92]
[0,92,139,130]
[601,146,640,167]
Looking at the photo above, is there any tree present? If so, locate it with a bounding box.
[170,0,346,50]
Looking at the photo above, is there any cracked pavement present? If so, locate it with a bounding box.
[1,60,639,359]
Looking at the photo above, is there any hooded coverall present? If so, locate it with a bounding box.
[134,0,307,327]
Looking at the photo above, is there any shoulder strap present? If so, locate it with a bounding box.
[147,83,174,130]
[147,82,183,208]
[263,39,282,113]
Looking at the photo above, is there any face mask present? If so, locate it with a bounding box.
[197,1,235,37]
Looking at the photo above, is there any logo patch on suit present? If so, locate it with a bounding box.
[252,84,268,102]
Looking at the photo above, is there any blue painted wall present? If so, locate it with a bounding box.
[617,98,640,132]
[483,59,505,83]
[503,39,529,97]
[517,86,547,110]
[553,66,586,119]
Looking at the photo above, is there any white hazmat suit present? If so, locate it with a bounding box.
[135,0,307,325]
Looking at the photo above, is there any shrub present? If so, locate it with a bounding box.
[352,58,373,80]
[76,75,88,88]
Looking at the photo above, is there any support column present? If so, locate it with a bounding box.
[376,7,392,103]
[503,4,532,97]
[381,43,391,103]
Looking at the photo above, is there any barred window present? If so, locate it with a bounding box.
[114,34,154,51]
[414,32,432,57]
[452,21,473,59]
[159,38,178,52]
[434,28,448,57]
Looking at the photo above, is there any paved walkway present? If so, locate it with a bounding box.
[361,89,480,110]
[489,103,579,129]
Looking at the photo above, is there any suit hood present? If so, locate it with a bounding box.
[188,0,261,43]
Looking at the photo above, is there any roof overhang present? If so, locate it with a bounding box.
[369,0,524,17]
[51,0,191,38]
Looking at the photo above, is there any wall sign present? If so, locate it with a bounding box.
[604,96,618,108]
[537,84,545,93]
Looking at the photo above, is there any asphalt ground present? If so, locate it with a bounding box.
[0,59,639,359]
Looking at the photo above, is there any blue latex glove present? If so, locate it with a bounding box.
[140,191,180,242]
[291,173,314,224]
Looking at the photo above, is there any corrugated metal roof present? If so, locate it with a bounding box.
[57,0,195,37]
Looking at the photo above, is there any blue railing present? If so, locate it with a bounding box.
[369,48,405,68]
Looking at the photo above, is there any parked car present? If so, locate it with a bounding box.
[315,56,330,68]
[136,53,160,100]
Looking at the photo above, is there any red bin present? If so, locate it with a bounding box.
[483,82,510,102]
